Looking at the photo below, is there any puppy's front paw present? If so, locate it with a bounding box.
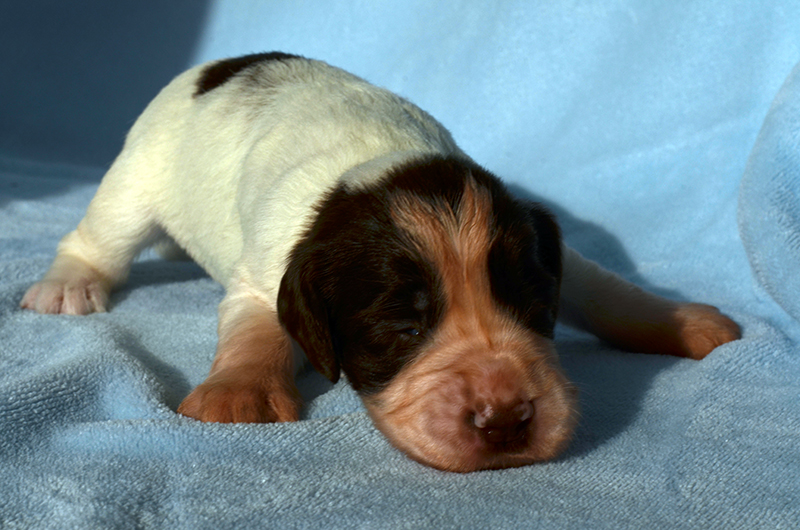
[21,278,109,315]
[177,369,301,423]
[21,255,112,315]
[673,303,741,360]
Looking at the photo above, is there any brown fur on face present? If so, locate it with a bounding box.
[279,156,572,472]
[363,178,578,472]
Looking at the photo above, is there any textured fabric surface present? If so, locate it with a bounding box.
[2,1,800,528]
[740,60,800,324]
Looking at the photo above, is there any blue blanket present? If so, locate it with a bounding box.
[2,1,800,528]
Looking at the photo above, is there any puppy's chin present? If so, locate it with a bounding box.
[362,334,579,473]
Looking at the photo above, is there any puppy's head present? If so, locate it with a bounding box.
[278,156,578,472]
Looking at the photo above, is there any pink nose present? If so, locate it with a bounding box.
[472,400,534,444]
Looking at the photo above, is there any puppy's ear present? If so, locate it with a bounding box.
[525,203,563,333]
[278,256,340,383]
[525,202,562,281]
[489,199,563,337]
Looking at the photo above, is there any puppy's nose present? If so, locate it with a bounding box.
[473,400,534,444]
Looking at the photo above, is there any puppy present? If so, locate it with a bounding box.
[21,53,740,472]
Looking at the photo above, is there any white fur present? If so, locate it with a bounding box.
[24,58,464,314]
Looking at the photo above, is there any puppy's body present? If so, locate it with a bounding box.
[51,54,460,298]
[22,54,740,472]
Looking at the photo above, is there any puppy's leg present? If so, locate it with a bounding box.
[177,294,301,423]
[558,246,740,359]
[21,160,159,315]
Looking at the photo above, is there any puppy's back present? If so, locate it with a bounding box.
[104,54,461,287]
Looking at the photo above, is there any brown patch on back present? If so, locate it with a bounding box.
[194,52,302,97]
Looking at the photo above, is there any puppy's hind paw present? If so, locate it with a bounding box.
[673,303,741,360]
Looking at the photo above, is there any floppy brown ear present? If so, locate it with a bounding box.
[277,258,340,383]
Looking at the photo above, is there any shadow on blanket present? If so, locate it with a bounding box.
[0,1,210,167]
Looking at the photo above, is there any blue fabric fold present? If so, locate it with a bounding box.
[740,60,800,323]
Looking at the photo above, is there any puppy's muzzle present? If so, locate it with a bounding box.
[364,334,578,473]
[463,358,535,448]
